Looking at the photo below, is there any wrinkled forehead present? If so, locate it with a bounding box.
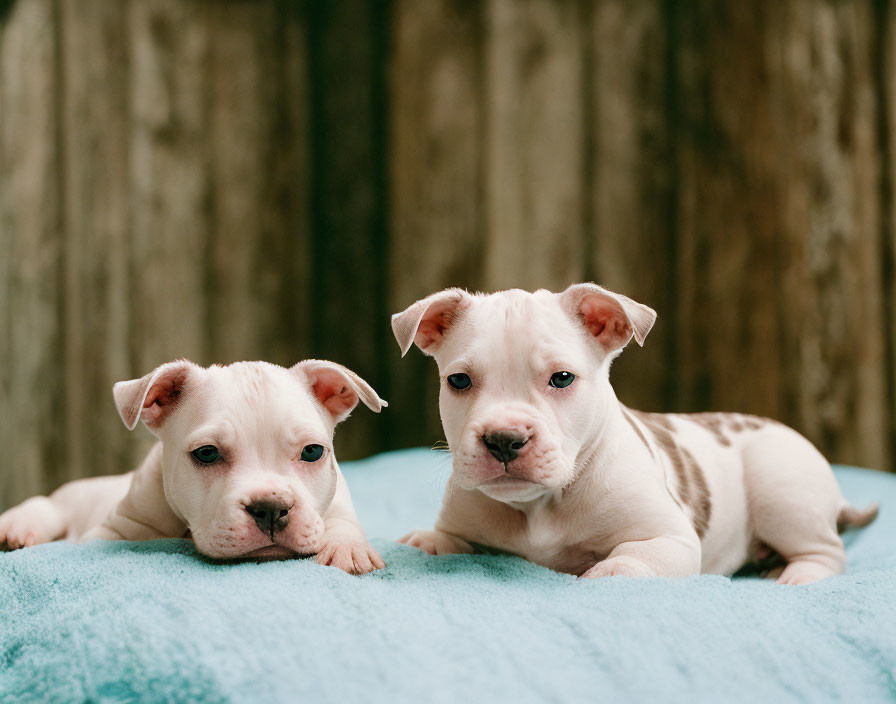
[178,363,325,441]
[439,289,588,369]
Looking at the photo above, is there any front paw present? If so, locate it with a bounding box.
[398,529,474,556]
[0,499,60,550]
[581,555,657,579]
[316,538,385,575]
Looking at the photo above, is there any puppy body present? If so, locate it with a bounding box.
[393,285,877,584]
[0,360,386,574]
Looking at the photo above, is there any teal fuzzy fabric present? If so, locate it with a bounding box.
[2,448,895,703]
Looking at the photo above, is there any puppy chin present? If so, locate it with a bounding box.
[477,475,551,503]
[239,544,304,561]
[191,522,324,561]
[453,455,551,502]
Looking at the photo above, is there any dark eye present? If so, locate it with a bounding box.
[446,373,472,390]
[301,444,325,462]
[549,371,575,389]
[191,445,222,464]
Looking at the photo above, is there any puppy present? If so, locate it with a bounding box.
[0,359,386,574]
[392,284,878,584]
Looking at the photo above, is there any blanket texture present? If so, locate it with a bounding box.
[1,448,894,703]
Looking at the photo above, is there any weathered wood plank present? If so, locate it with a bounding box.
[589,0,673,413]
[484,0,586,291]
[204,1,310,368]
[674,1,889,468]
[262,0,311,368]
[129,0,211,457]
[309,0,389,458]
[205,1,276,363]
[673,3,786,424]
[770,1,889,468]
[881,0,896,469]
[0,0,65,503]
[0,1,9,507]
[388,0,485,449]
[60,0,132,483]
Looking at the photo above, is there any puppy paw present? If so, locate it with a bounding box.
[581,555,657,579]
[776,559,838,586]
[0,499,63,550]
[398,529,474,556]
[316,538,385,575]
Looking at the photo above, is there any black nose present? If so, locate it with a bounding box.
[482,432,529,464]
[245,500,291,536]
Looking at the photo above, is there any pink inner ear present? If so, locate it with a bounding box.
[140,375,187,428]
[311,375,357,418]
[580,297,631,347]
[142,382,180,409]
[416,315,449,351]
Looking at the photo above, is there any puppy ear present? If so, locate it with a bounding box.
[296,360,387,423]
[559,283,656,353]
[391,288,471,357]
[113,360,196,431]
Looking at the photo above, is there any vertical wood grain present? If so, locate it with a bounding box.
[129,0,211,458]
[1,0,895,509]
[204,1,310,369]
[880,0,896,469]
[308,0,389,458]
[673,3,786,422]
[484,0,586,291]
[589,0,673,412]
[262,1,312,369]
[770,1,889,468]
[60,0,133,483]
[388,0,485,449]
[204,1,310,368]
[205,1,276,363]
[0,0,65,501]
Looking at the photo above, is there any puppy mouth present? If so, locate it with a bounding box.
[481,474,538,488]
[474,470,554,503]
[234,544,311,561]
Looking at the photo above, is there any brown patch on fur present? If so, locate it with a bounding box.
[622,407,656,461]
[632,411,713,538]
[685,413,732,446]
[685,412,778,444]
[682,445,711,538]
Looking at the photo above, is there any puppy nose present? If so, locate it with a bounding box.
[482,432,529,464]
[245,500,291,536]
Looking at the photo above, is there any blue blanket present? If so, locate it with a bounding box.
[2,448,894,703]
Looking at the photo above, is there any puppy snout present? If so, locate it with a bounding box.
[482,431,529,464]
[245,500,291,537]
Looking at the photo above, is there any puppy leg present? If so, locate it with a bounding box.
[0,497,68,549]
[743,429,845,585]
[581,533,701,579]
[84,444,186,543]
[398,529,475,556]
[316,472,384,575]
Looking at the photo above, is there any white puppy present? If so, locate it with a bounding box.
[0,359,386,574]
[392,284,878,584]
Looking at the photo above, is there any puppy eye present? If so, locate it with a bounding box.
[300,444,325,462]
[549,371,575,389]
[446,373,472,391]
[191,445,222,464]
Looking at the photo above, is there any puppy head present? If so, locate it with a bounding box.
[392,284,654,502]
[113,359,385,559]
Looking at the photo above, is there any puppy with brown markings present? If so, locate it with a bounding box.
[392,284,878,584]
[0,359,386,574]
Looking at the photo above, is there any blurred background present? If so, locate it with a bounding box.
[1,0,894,507]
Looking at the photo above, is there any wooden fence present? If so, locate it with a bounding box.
[1,0,894,507]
